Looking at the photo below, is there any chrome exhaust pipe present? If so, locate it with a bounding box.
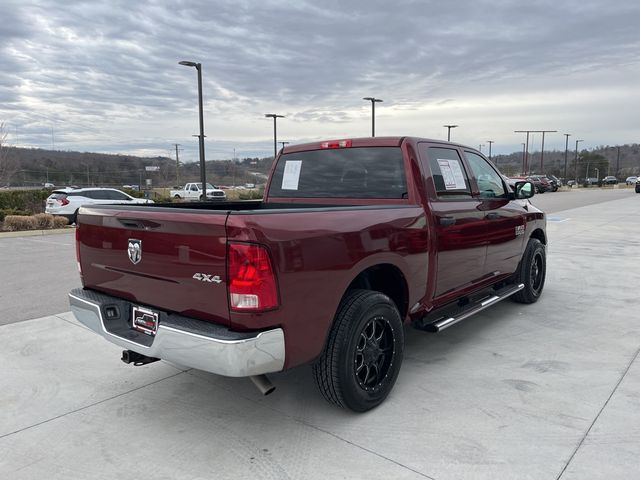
[250,375,275,395]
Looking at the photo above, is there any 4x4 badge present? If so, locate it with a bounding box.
[128,239,142,264]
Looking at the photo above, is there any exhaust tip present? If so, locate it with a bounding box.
[250,375,275,396]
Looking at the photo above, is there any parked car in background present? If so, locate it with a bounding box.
[527,175,552,193]
[547,175,562,191]
[170,182,226,201]
[566,180,577,187]
[625,176,637,185]
[583,177,600,187]
[45,188,154,224]
[636,178,640,193]
[602,176,618,185]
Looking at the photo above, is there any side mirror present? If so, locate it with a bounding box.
[514,181,534,199]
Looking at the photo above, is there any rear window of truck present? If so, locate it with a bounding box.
[268,147,407,198]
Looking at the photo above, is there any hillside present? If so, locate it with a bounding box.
[0,146,274,188]
[493,143,640,179]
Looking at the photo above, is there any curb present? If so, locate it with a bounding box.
[0,227,75,239]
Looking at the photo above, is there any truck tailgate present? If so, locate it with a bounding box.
[77,206,230,326]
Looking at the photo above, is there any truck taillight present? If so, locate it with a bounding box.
[228,243,278,312]
[59,197,70,206]
[75,226,82,275]
[320,139,352,149]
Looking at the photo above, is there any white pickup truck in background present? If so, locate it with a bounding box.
[170,182,226,201]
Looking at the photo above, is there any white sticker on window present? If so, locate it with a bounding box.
[437,159,467,190]
[281,160,302,190]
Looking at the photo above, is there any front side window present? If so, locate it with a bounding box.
[464,152,507,199]
[268,147,407,199]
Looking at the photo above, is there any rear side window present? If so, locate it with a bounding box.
[49,192,67,200]
[268,147,407,199]
[419,146,472,199]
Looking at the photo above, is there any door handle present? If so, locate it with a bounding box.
[485,212,500,220]
[439,216,456,226]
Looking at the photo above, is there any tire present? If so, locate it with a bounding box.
[512,238,546,304]
[70,209,79,225]
[312,289,404,412]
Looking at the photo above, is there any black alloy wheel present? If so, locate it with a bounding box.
[313,289,404,412]
[512,238,546,304]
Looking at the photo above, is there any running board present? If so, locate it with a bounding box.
[417,283,524,333]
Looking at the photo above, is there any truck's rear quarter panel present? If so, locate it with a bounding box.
[226,205,428,367]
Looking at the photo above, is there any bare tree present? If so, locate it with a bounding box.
[0,122,18,186]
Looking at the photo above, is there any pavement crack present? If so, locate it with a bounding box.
[555,345,640,480]
[0,371,185,440]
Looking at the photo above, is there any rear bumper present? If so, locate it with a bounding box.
[68,288,285,377]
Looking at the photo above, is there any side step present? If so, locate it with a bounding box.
[416,283,524,333]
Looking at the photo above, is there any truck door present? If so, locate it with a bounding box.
[417,144,488,298]
[463,150,526,276]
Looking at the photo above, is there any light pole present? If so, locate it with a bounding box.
[563,133,571,181]
[594,167,599,182]
[487,140,494,161]
[363,97,383,137]
[265,114,285,159]
[179,60,207,200]
[521,143,526,175]
[443,124,458,141]
[574,139,583,182]
[539,130,556,173]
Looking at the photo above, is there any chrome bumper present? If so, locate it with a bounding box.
[68,289,285,377]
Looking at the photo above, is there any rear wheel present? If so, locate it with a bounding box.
[512,238,546,304]
[173,194,181,199]
[313,289,404,412]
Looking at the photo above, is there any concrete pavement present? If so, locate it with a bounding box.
[1,195,639,479]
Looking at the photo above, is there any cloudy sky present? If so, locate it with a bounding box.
[1,0,639,162]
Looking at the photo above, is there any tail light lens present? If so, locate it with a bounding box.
[60,197,70,206]
[228,243,278,312]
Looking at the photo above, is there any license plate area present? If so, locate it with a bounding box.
[131,306,159,336]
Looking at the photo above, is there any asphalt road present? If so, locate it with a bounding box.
[0,232,79,326]
[529,185,636,213]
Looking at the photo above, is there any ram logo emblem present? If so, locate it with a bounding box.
[127,239,142,265]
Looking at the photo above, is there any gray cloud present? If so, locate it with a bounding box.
[0,0,639,160]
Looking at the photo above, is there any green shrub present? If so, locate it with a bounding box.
[0,190,50,214]
[0,208,30,221]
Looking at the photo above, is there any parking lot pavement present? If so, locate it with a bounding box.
[1,196,639,479]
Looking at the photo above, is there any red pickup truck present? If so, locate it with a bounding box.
[69,137,546,412]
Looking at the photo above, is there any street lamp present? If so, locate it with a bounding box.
[363,97,383,137]
[179,60,207,200]
[563,133,571,181]
[265,114,285,159]
[521,143,526,175]
[574,139,584,182]
[443,124,458,141]
[487,140,494,161]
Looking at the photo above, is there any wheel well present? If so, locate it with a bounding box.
[531,228,546,245]
[346,264,409,318]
